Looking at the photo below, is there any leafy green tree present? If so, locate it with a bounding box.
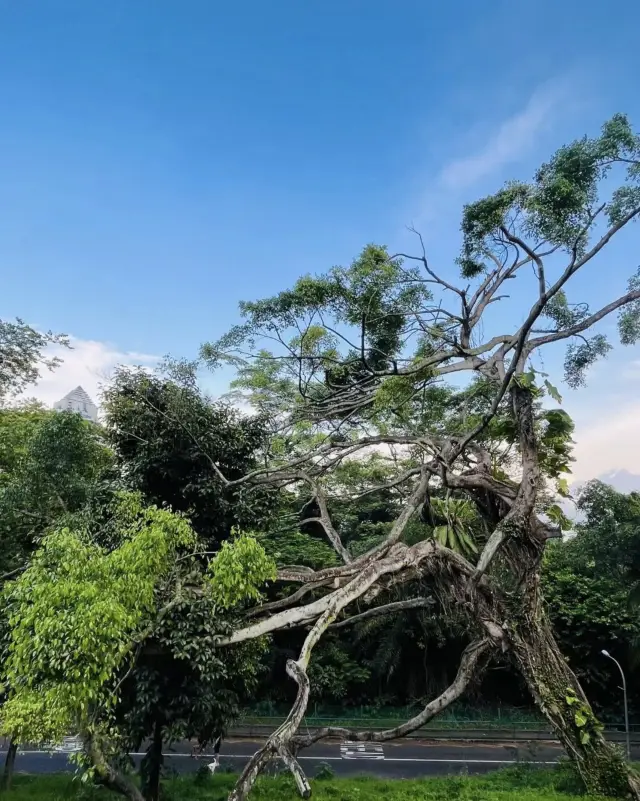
[102,367,276,548]
[1,494,195,800]
[545,481,640,717]
[0,318,68,405]
[0,407,112,576]
[0,404,111,789]
[116,531,274,801]
[201,115,640,800]
[0,493,275,801]
[99,369,281,800]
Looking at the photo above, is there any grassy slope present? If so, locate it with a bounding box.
[0,766,618,801]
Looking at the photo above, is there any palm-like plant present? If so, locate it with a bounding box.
[429,497,479,557]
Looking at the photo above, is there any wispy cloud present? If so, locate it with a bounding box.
[437,83,569,193]
[410,77,579,253]
[434,79,572,205]
[22,336,159,409]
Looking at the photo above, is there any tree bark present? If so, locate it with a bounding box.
[511,604,640,798]
[86,734,145,801]
[1,739,17,791]
[141,720,164,801]
[504,385,640,796]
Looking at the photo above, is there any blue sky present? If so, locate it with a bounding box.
[2,0,640,479]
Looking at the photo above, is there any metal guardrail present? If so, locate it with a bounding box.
[229,721,640,743]
[238,716,547,729]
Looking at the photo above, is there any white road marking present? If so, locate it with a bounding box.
[340,741,384,760]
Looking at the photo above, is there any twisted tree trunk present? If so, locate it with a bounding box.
[86,733,145,801]
[1,739,17,791]
[223,381,640,799]
[141,719,164,801]
[503,384,640,797]
[511,594,640,798]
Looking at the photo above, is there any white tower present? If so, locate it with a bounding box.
[53,386,98,423]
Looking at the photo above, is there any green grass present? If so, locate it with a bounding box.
[0,766,619,801]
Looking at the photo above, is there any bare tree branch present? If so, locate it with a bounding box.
[330,597,435,629]
[293,638,493,747]
[527,289,640,350]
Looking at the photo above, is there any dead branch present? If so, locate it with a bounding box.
[330,597,435,629]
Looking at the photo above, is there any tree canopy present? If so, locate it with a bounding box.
[0,406,112,576]
[102,367,276,548]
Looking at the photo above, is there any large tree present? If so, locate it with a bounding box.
[0,492,275,801]
[0,406,113,576]
[96,368,278,800]
[199,114,640,799]
[1,371,277,801]
[0,317,69,788]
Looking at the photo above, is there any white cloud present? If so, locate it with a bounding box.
[621,360,640,380]
[436,80,572,194]
[23,336,159,409]
[570,399,640,482]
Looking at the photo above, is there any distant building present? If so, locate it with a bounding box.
[53,386,98,423]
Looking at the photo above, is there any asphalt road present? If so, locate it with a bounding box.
[4,738,640,779]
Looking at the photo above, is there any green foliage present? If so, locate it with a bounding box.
[458,114,640,380]
[537,409,575,479]
[563,688,604,747]
[459,182,530,277]
[0,408,113,574]
[233,244,430,369]
[545,504,572,532]
[116,585,266,755]
[0,402,49,478]
[208,531,276,610]
[0,494,195,744]
[543,291,589,332]
[563,334,612,388]
[543,380,562,404]
[618,267,640,345]
[256,527,338,570]
[102,368,275,548]
[98,370,281,791]
[544,482,640,714]
[462,114,640,272]
[228,349,302,420]
[429,497,479,556]
[314,763,335,781]
[202,244,434,422]
[0,319,68,405]
[308,639,371,702]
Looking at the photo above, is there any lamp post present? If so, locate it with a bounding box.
[601,649,631,760]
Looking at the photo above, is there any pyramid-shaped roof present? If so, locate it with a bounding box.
[59,386,95,405]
